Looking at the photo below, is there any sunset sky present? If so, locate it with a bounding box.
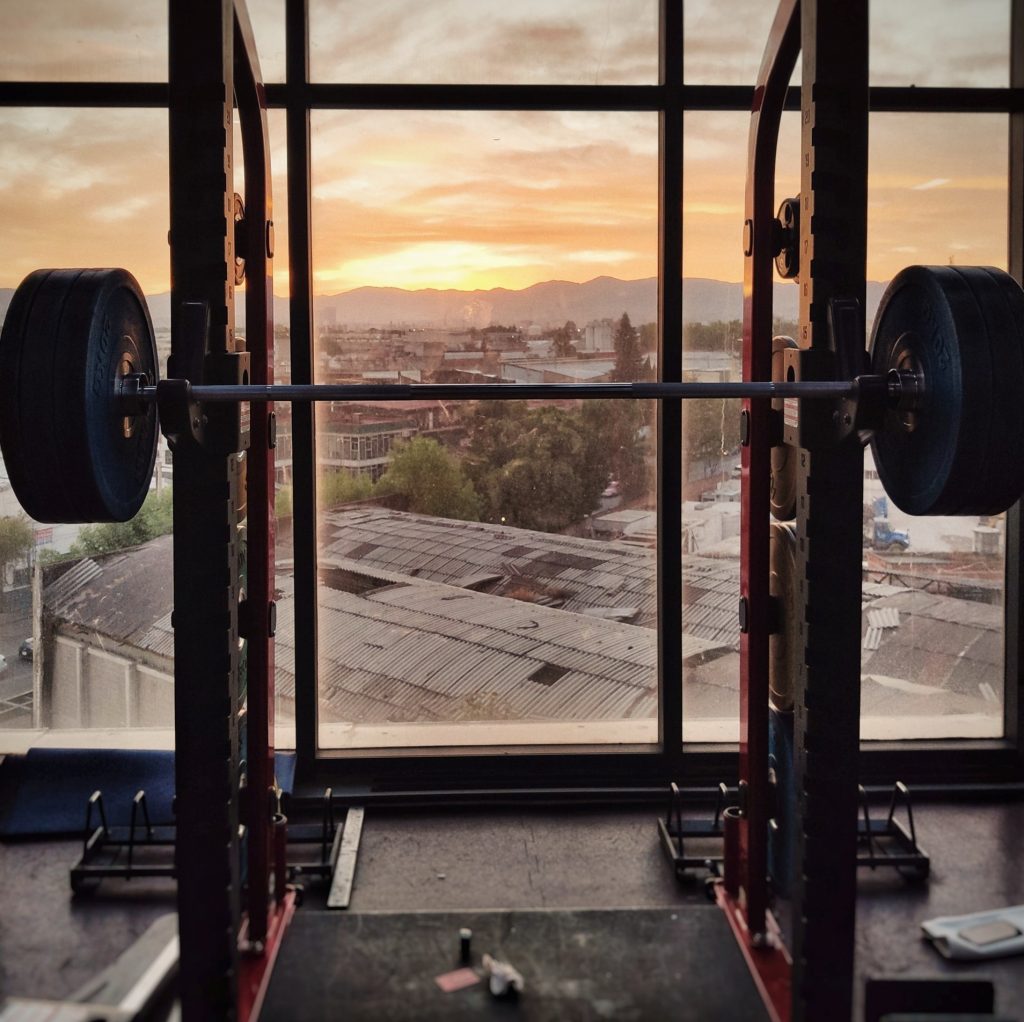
[0,0,1012,297]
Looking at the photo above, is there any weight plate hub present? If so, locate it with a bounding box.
[0,268,159,523]
[870,264,1024,517]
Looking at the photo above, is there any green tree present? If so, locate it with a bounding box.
[71,489,174,556]
[684,319,743,354]
[376,437,480,521]
[467,406,606,532]
[317,471,375,510]
[684,399,741,477]
[612,312,645,382]
[0,516,34,590]
[639,321,657,353]
[551,320,578,358]
[580,399,651,500]
[275,486,294,517]
[463,401,531,480]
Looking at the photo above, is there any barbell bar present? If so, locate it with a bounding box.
[121,376,906,405]
[2,263,1024,524]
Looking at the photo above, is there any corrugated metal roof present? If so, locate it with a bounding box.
[44,514,1004,727]
[44,559,102,612]
[866,607,900,630]
[44,534,174,646]
[861,589,1001,702]
[321,508,740,645]
[297,574,658,724]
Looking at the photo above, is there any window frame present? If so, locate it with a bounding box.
[0,0,1021,796]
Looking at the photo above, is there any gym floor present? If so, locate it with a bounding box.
[1,800,1022,1019]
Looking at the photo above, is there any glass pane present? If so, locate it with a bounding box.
[249,0,286,84]
[0,0,284,84]
[311,109,657,292]
[0,109,170,293]
[870,0,1009,87]
[868,114,1008,281]
[310,0,659,84]
[0,109,170,733]
[685,1,1006,88]
[681,110,1008,742]
[311,109,659,750]
[267,107,293,743]
[684,0,801,86]
[0,1,165,82]
[864,113,1008,740]
[0,106,290,740]
[681,111,801,742]
[234,109,294,744]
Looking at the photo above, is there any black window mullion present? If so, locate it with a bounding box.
[281,82,664,111]
[658,0,684,773]
[1004,0,1024,769]
[285,0,319,774]
[0,81,1015,116]
[0,81,168,106]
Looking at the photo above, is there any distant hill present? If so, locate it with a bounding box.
[2,275,891,335]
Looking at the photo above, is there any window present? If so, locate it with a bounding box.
[0,1,1020,789]
[863,112,1009,740]
[308,0,659,85]
[310,107,660,750]
[0,107,172,735]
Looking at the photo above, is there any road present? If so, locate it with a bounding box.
[0,608,33,727]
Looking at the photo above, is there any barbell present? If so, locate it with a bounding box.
[1,264,1023,524]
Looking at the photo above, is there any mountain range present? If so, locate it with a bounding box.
[1,274,891,334]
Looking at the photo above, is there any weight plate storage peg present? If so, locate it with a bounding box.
[0,268,159,523]
[870,264,1024,517]
[770,335,799,521]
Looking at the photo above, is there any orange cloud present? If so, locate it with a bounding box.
[0,3,1012,304]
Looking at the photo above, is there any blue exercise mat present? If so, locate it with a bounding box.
[0,748,296,838]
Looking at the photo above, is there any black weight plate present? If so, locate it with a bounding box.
[870,265,993,516]
[770,335,798,521]
[0,269,59,520]
[951,266,1024,515]
[0,268,158,522]
[0,269,83,522]
[65,269,160,521]
[976,266,1024,513]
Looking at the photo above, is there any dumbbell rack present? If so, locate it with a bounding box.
[166,2,292,1019]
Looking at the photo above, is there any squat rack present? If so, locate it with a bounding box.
[154,1,1020,1020]
[167,2,290,1017]
[718,4,866,1020]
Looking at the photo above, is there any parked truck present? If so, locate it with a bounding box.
[866,495,910,551]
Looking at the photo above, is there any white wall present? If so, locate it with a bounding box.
[48,632,173,729]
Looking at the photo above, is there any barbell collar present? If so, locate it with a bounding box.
[886,367,924,413]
